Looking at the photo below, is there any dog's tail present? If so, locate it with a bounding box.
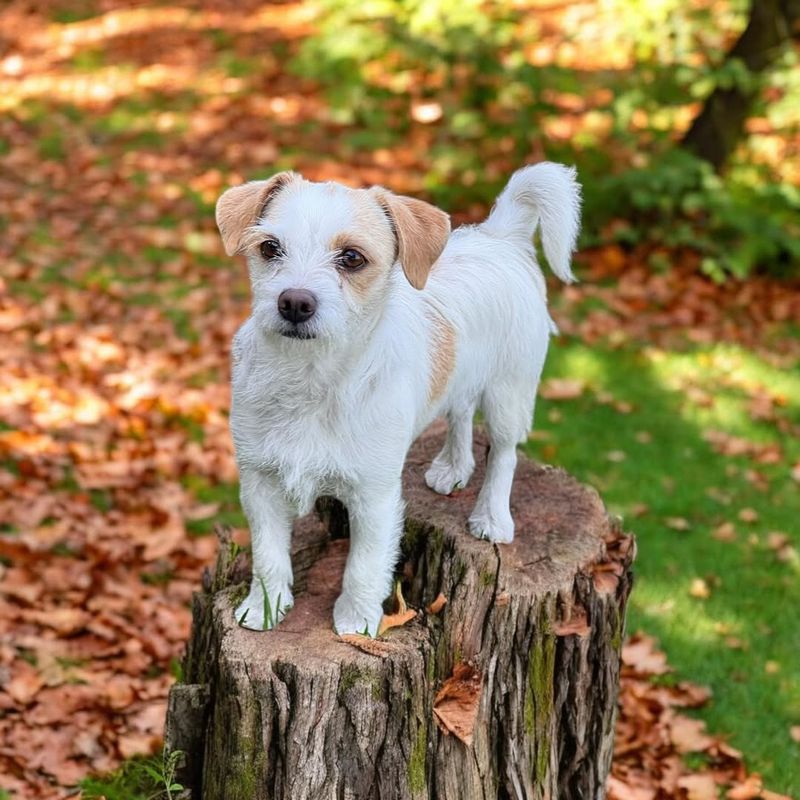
[481,162,581,284]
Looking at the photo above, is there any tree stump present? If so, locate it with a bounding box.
[165,426,635,800]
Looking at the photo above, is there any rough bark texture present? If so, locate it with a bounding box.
[681,0,800,171]
[165,426,635,800]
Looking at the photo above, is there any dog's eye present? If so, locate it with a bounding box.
[260,239,282,260]
[340,249,366,270]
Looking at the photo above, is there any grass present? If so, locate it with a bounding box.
[525,337,800,794]
[80,749,184,800]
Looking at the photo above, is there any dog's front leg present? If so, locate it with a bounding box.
[235,468,295,630]
[334,482,403,636]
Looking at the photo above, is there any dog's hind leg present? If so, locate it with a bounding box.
[468,382,534,544]
[425,403,476,495]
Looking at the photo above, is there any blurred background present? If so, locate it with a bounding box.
[0,1,798,798]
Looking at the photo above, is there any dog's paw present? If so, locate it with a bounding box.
[333,594,383,637]
[235,579,293,631]
[425,458,474,496]
[468,510,515,544]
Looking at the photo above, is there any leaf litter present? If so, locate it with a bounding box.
[0,1,797,797]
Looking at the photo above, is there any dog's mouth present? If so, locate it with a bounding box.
[280,328,317,340]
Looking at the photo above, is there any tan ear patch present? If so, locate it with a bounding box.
[427,311,456,404]
[215,171,298,256]
[378,192,450,290]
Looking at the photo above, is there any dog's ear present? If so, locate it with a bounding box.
[377,191,450,290]
[216,171,298,256]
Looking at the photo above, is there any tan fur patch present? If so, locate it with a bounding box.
[216,171,297,255]
[427,312,456,404]
[332,191,396,301]
[373,190,451,290]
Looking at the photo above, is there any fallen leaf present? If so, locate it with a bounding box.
[593,570,620,593]
[670,715,714,753]
[727,774,763,799]
[665,517,690,531]
[677,773,718,800]
[433,662,482,745]
[338,634,397,658]
[554,605,591,637]
[378,581,418,634]
[426,593,447,615]
[539,378,584,400]
[712,522,737,542]
[378,608,418,635]
[4,661,44,705]
[622,635,671,675]
[790,725,800,743]
[765,532,789,551]
[737,508,759,524]
[689,578,711,600]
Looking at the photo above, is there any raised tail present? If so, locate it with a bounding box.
[481,162,581,283]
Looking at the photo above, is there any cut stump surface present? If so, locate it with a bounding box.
[166,425,635,800]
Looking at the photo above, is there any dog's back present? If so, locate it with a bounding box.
[421,164,581,542]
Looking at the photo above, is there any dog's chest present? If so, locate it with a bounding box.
[230,370,369,503]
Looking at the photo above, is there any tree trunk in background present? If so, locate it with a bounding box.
[165,427,636,800]
[681,0,800,171]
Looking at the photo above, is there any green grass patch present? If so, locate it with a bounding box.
[80,748,184,800]
[181,477,246,533]
[527,339,800,794]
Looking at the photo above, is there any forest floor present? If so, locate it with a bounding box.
[0,1,798,798]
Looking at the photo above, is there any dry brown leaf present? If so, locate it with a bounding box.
[338,634,397,658]
[554,605,591,637]
[677,773,719,800]
[607,774,657,800]
[669,716,714,753]
[4,661,44,705]
[765,532,789,551]
[378,608,418,636]
[689,578,711,600]
[426,592,447,615]
[622,635,671,675]
[433,662,482,746]
[726,775,763,800]
[593,570,620,593]
[539,378,585,400]
[665,516,690,531]
[790,725,800,743]
[712,522,737,542]
[737,507,759,524]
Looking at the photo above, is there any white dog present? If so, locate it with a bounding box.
[216,163,580,636]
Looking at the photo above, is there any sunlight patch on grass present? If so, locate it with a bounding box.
[530,338,800,793]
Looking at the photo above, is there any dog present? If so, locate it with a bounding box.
[215,163,581,635]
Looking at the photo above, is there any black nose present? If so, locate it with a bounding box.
[278,289,317,324]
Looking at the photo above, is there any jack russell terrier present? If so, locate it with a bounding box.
[216,163,581,636]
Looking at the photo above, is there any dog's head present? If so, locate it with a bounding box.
[216,172,450,342]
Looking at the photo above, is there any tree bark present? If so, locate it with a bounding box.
[165,425,635,800]
[681,0,800,171]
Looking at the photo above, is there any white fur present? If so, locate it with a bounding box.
[223,163,581,635]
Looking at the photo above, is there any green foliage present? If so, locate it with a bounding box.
[587,150,800,279]
[295,0,799,279]
[80,749,184,800]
